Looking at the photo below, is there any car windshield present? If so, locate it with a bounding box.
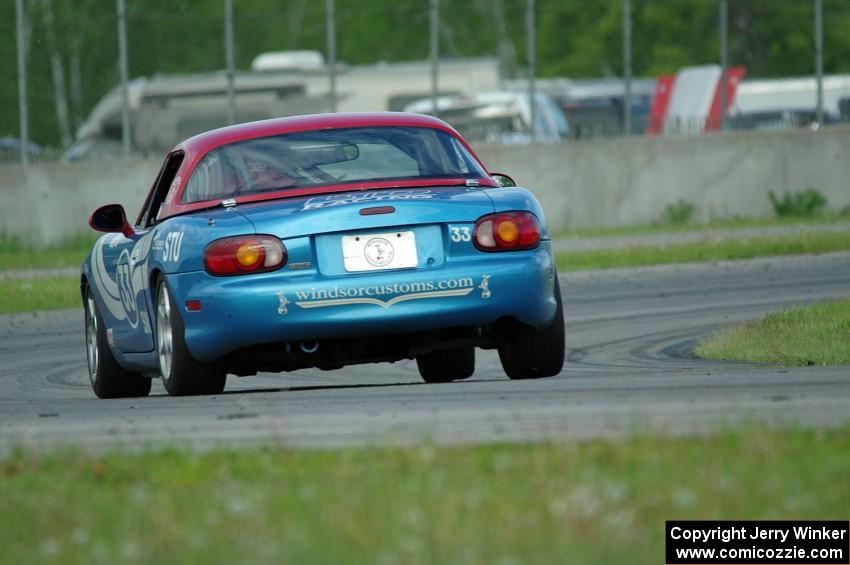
[182,126,488,203]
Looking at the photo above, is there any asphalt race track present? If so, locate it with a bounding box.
[1,253,849,452]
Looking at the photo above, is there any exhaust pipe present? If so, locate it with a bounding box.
[300,340,319,354]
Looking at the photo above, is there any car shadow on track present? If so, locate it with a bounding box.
[227,377,507,395]
[146,377,507,398]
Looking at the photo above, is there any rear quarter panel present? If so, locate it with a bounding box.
[487,187,551,240]
[83,208,255,358]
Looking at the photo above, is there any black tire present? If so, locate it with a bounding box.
[498,278,565,380]
[155,279,226,396]
[417,347,475,383]
[85,287,152,399]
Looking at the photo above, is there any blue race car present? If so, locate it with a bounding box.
[82,112,564,397]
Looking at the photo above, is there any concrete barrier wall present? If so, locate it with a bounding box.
[476,124,850,231]
[2,125,849,246]
[0,158,162,247]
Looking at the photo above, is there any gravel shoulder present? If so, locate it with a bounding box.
[0,266,79,281]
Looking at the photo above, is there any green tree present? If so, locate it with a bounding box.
[4,0,850,150]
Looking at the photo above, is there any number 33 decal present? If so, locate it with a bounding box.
[450,226,471,242]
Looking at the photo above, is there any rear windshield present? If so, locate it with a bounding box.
[182,126,487,203]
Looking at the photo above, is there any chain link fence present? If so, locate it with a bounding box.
[1,0,119,163]
[3,0,850,166]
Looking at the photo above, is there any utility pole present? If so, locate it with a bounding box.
[719,0,728,132]
[15,0,29,166]
[430,0,439,116]
[327,0,337,112]
[622,0,632,136]
[117,0,131,157]
[225,0,236,125]
[526,0,536,141]
[815,0,824,126]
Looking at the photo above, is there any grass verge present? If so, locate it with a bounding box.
[553,213,850,239]
[0,277,80,314]
[1,427,848,564]
[0,233,95,271]
[555,231,850,272]
[3,216,850,274]
[3,232,850,315]
[696,298,850,366]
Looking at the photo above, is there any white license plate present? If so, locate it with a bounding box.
[342,231,418,272]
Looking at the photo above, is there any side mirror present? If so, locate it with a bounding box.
[490,173,516,188]
[89,204,134,237]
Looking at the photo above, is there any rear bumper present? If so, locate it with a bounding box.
[167,243,558,362]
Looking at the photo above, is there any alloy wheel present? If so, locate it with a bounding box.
[85,294,99,385]
[156,286,174,382]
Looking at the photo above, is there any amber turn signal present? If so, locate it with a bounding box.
[473,212,540,251]
[204,235,287,276]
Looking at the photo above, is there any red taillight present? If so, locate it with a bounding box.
[473,212,540,251]
[204,235,287,276]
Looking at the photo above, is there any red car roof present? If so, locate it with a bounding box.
[156,112,494,221]
[176,112,463,160]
